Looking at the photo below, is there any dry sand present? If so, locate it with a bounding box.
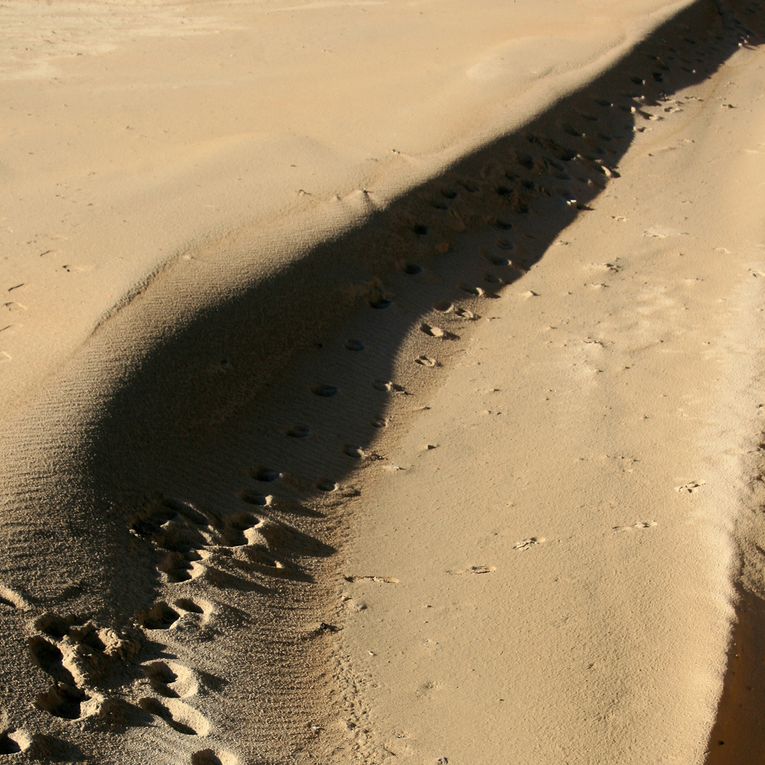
[1,0,765,763]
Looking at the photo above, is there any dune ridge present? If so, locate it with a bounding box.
[1,0,698,412]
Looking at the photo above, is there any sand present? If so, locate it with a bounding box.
[1,0,764,763]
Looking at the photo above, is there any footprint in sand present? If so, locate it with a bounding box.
[191,748,239,765]
[143,660,199,699]
[447,565,496,575]
[28,636,91,720]
[513,537,545,551]
[369,293,393,310]
[421,323,458,340]
[240,491,273,507]
[158,549,205,584]
[28,612,142,723]
[675,480,704,494]
[485,253,512,267]
[343,445,374,460]
[253,467,282,483]
[138,602,181,630]
[174,598,213,626]
[613,521,657,532]
[138,697,210,736]
[222,512,265,546]
[460,283,487,298]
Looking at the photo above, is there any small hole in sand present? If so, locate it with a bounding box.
[345,339,364,351]
[457,179,479,193]
[369,296,392,309]
[312,384,338,397]
[517,154,534,170]
[254,467,281,482]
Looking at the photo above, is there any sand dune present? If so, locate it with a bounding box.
[1,0,694,410]
[1,0,764,763]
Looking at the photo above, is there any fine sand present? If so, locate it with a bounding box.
[1,0,765,763]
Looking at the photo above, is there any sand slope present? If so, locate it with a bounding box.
[1,0,693,409]
[338,22,765,761]
[0,0,764,763]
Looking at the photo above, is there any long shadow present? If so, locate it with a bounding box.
[705,586,765,764]
[80,0,760,608]
[1,0,762,759]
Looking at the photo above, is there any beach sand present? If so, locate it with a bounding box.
[1,0,764,763]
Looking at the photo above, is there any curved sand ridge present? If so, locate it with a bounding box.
[0,0,764,763]
[0,0,697,411]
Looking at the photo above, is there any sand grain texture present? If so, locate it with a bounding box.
[1,0,765,763]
